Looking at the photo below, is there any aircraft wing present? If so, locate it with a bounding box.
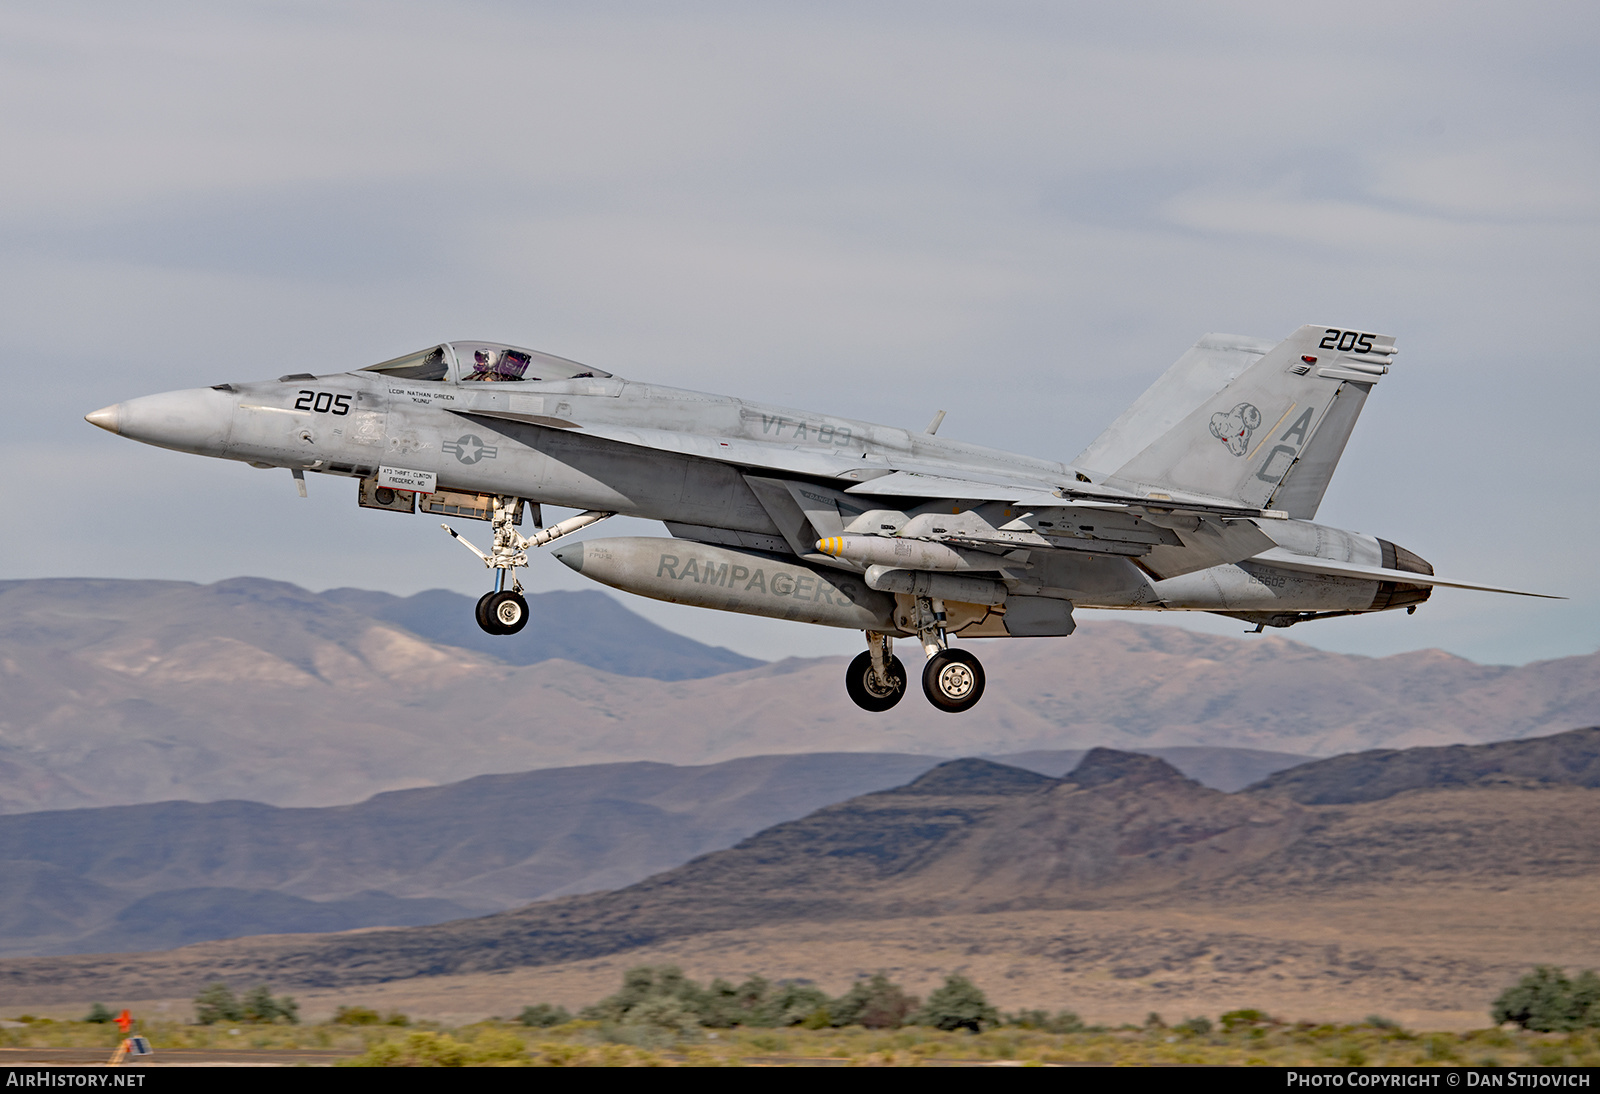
[455,410,894,483]
[461,405,1287,521]
[843,469,1288,521]
[1246,548,1563,598]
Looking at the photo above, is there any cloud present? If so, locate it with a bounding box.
[1371,148,1600,221]
[4,0,1596,666]
[1160,187,1482,253]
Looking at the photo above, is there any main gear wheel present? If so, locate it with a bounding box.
[921,648,985,713]
[845,650,907,712]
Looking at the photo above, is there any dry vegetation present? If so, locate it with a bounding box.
[4,1014,1599,1066]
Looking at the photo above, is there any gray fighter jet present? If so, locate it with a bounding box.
[85,326,1552,713]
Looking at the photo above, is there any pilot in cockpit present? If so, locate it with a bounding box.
[466,347,534,382]
[467,348,505,381]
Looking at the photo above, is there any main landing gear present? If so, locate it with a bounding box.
[847,633,908,712]
[845,596,986,714]
[442,496,613,636]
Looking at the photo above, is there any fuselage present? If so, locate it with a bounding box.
[86,348,1430,626]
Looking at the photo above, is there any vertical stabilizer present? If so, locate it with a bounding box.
[1074,333,1275,478]
[1100,325,1395,510]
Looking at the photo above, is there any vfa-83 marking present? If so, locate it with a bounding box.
[86,329,1556,714]
[757,413,856,447]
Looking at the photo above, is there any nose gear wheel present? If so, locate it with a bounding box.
[476,589,529,635]
[922,648,985,713]
[489,590,528,634]
[475,591,500,634]
[446,499,613,637]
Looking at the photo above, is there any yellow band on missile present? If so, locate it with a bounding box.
[817,537,842,556]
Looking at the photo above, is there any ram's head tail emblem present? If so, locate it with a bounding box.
[1209,402,1262,457]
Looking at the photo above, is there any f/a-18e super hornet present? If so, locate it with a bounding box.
[86,326,1551,713]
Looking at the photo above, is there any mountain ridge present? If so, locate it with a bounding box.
[1244,725,1600,803]
[4,728,1597,999]
[0,747,1304,957]
[2,576,1598,815]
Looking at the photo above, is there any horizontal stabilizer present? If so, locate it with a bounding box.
[1249,548,1562,599]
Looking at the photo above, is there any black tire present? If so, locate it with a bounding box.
[475,591,504,635]
[487,590,529,635]
[922,648,985,713]
[845,650,907,712]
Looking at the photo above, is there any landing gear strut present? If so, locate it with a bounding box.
[911,594,985,713]
[443,498,613,636]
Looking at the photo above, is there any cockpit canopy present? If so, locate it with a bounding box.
[358,342,613,383]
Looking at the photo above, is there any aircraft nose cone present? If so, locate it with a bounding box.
[85,405,122,434]
[96,388,236,456]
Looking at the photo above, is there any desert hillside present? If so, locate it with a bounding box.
[0,744,1306,958]
[3,577,1596,813]
[4,727,1596,1016]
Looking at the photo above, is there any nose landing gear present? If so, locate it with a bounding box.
[443,497,613,636]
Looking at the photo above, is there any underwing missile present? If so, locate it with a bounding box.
[814,534,1010,571]
[551,537,897,631]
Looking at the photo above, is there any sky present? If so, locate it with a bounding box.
[2,0,1596,664]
